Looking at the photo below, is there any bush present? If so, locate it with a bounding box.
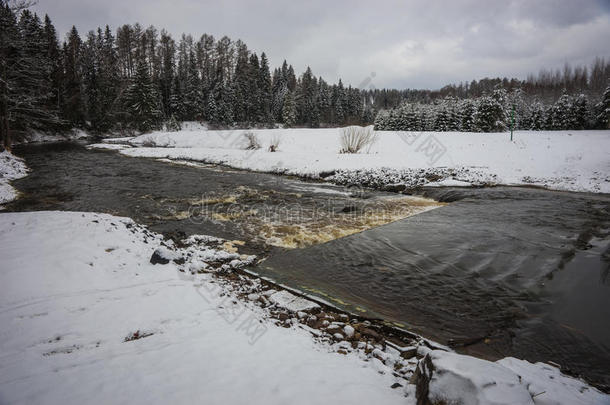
[339,126,377,153]
[268,135,281,152]
[243,132,261,150]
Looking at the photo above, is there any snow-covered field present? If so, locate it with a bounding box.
[0,151,28,207]
[1,211,607,404]
[91,127,610,193]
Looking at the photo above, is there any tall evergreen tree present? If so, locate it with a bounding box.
[595,85,610,129]
[282,92,297,127]
[123,57,162,132]
[63,26,85,126]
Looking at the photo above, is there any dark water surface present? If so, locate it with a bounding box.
[7,142,610,390]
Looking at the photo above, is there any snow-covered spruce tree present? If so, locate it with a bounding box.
[258,52,273,124]
[217,82,234,126]
[96,26,119,132]
[550,92,573,130]
[571,94,589,130]
[282,92,297,127]
[231,43,249,123]
[459,99,476,131]
[433,106,449,131]
[473,91,506,132]
[170,75,186,121]
[373,110,389,130]
[123,58,163,132]
[529,101,546,130]
[183,49,203,120]
[205,92,218,124]
[595,85,610,129]
[63,25,86,127]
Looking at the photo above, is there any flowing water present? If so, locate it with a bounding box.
[6,142,610,390]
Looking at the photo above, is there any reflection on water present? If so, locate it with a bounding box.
[7,142,610,391]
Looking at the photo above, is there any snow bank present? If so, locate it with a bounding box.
[93,128,610,193]
[0,150,28,206]
[412,349,608,405]
[0,211,406,405]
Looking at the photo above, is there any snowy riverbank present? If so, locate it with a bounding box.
[0,211,607,404]
[91,128,610,193]
[0,151,28,207]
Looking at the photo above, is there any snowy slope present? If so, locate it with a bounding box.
[92,128,610,193]
[0,211,407,405]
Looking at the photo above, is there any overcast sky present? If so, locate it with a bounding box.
[32,0,610,90]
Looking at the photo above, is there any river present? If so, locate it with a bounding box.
[7,142,610,390]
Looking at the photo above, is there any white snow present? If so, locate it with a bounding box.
[268,289,321,312]
[90,128,610,193]
[87,142,132,150]
[0,150,28,207]
[498,357,610,405]
[417,349,608,405]
[0,211,406,405]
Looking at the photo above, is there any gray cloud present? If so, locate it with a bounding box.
[32,0,610,89]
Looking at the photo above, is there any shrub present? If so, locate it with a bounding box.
[268,135,281,152]
[339,126,378,153]
[243,132,261,150]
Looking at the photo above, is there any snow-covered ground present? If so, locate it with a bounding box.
[1,211,607,404]
[0,211,407,404]
[0,150,28,207]
[91,127,610,193]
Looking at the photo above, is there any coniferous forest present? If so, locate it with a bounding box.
[1,1,609,149]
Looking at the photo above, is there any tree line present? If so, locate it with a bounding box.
[1,0,609,150]
[374,84,610,132]
[0,2,377,149]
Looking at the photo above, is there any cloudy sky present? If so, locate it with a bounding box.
[33,0,610,90]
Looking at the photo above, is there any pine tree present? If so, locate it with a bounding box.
[258,52,272,124]
[595,85,610,129]
[571,94,589,130]
[169,74,186,121]
[551,92,573,130]
[97,26,119,131]
[63,26,85,126]
[1,6,62,148]
[529,102,546,130]
[231,42,249,123]
[459,99,476,131]
[82,30,102,130]
[282,92,297,127]
[43,14,62,120]
[473,95,506,132]
[0,2,19,148]
[123,57,162,132]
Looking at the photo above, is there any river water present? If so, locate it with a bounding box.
[7,142,610,390]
